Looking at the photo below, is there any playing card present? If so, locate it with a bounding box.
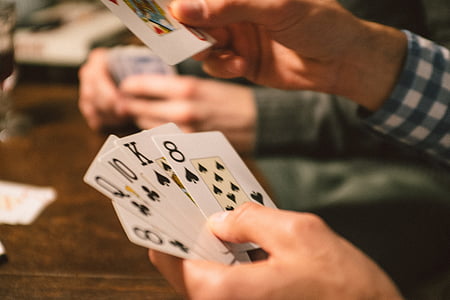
[102,146,241,263]
[112,127,249,263]
[83,124,270,263]
[152,131,278,253]
[0,180,56,225]
[83,128,235,262]
[99,0,215,65]
[85,139,235,263]
[84,135,157,225]
[111,201,203,260]
[152,132,277,217]
[108,45,176,85]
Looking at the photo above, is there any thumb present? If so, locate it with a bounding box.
[207,202,299,253]
[169,0,280,27]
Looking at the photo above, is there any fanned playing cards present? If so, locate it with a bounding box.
[84,123,277,264]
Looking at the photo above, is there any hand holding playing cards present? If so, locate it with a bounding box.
[79,47,257,153]
[170,0,407,111]
[150,203,403,300]
[119,75,256,154]
[78,48,131,131]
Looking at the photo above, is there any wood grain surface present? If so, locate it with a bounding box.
[0,83,181,299]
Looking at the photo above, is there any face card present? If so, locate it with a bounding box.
[111,127,245,263]
[99,146,240,264]
[152,132,277,217]
[83,125,256,263]
[84,134,229,262]
[100,0,215,65]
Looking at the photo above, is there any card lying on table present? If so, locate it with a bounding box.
[100,0,215,65]
[84,123,277,264]
[0,181,56,225]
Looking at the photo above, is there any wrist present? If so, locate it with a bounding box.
[336,21,408,111]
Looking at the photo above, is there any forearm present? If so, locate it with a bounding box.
[363,31,450,165]
[336,21,408,111]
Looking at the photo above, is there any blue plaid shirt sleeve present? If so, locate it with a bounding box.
[364,30,450,165]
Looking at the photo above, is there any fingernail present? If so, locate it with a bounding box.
[208,211,229,224]
[170,0,205,20]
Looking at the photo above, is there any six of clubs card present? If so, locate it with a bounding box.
[100,0,215,65]
[84,123,278,264]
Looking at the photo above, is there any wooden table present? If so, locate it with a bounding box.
[0,83,182,299]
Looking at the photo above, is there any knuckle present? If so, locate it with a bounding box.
[88,48,107,63]
[172,102,197,124]
[222,202,260,243]
[148,250,159,264]
[196,276,234,300]
[78,98,92,116]
[233,202,257,221]
[78,102,88,117]
[78,64,89,79]
[286,212,326,236]
[177,76,198,98]
[79,48,106,78]
[147,250,167,270]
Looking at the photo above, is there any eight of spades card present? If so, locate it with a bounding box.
[152,131,277,217]
[151,131,278,253]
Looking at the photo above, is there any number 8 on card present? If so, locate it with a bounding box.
[152,132,278,217]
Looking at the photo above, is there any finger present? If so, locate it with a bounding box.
[78,101,102,131]
[79,49,120,112]
[169,0,281,27]
[201,50,247,78]
[207,202,320,254]
[122,97,195,125]
[148,251,271,299]
[182,257,278,299]
[133,117,166,131]
[148,250,188,295]
[120,75,186,99]
[79,48,114,93]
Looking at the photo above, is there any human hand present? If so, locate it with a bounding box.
[78,48,131,131]
[169,0,407,111]
[119,74,257,154]
[150,203,403,300]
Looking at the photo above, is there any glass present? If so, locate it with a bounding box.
[0,0,29,141]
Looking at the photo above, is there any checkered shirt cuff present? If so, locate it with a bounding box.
[364,30,450,165]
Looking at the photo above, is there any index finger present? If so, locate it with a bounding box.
[120,75,193,99]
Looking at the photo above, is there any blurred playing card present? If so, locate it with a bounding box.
[0,180,56,225]
[108,45,176,85]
